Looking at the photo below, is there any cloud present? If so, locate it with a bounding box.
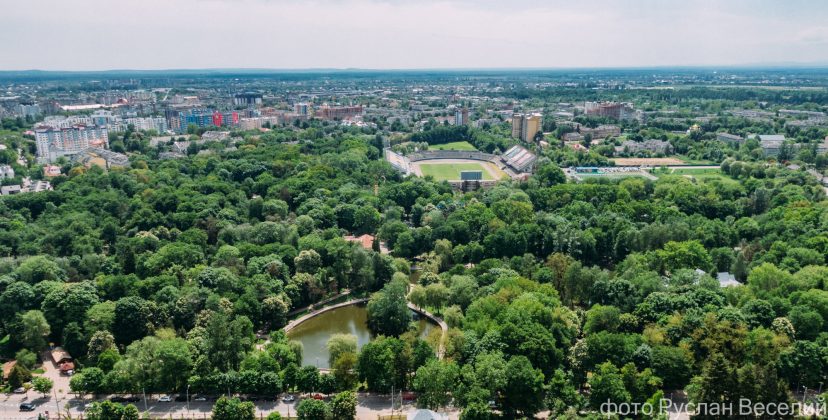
[0,0,827,70]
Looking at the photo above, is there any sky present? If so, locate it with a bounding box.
[1,0,828,71]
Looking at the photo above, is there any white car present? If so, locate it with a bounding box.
[157,395,172,402]
[282,394,295,403]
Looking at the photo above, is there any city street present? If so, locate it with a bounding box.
[0,391,461,419]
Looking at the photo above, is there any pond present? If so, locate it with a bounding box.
[286,303,437,368]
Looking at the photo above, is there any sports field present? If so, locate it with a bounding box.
[429,141,477,151]
[416,161,505,181]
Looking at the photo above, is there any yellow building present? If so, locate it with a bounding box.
[511,113,543,142]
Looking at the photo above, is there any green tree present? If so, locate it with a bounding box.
[14,349,38,370]
[7,364,31,389]
[357,336,408,392]
[326,334,357,368]
[212,397,255,420]
[20,309,50,351]
[501,356,545,418]
[15,256,64,283]
[112,296,153,346]
[535,162,566,187]
[460,401,495,420]
[332,351,358,390]
[298,365,320,393]
[413,360,459,410]
[85,401,139,420]
[366,279,411,337]
[297,398,330,420]
[588,362,630,409]
[87,330,117,364]
[32,376,53,398]
[583,304,622,334]
[330,390,358,420]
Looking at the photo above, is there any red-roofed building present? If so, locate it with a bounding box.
[344,234,375,250]
[2,360,17,381]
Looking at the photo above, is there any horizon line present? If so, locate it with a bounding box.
[5,63,828,74]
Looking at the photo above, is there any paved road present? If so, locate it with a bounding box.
[0,392,461,419]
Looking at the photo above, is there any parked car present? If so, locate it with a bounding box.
[19,403,36,412]
[109,396,127,402]
[124,396,140,403]
[310,393,325,400]
[157,395,172,402]
[193,395,208,402]
[174,395,188,402]
[282,394,295,403]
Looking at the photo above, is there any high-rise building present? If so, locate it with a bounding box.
[511,113,543,142]
[234,92,263,107]
[294,103,312,116]
[91,110,118,127]
[455,107,469,126]
[34,125,109,162]
[15,103,40,118]
[167,109,239,133]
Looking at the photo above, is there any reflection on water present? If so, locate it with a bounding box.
[287,303,436,368]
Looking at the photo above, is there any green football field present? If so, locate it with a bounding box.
[429,141,477,151]
[419,162,497,181]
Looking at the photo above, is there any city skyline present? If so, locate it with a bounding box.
[2,0,828,71]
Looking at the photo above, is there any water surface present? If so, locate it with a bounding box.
[287,303,436,368]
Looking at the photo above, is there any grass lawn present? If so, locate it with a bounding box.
[429,141,477,151]
[654,168,738,185]
[419,162,495,181]
[676,156,716,165]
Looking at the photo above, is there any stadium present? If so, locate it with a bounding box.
[385,145,537,189]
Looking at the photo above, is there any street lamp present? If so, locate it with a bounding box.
[53,387,60,417]
[186,384,190,412]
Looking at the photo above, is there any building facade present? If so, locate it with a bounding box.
[35,125,109,162]
[454,107,469,126]
[585,101,639,121]
[234,93,263,107]
[511,113,543,142]
[316,105,363,120]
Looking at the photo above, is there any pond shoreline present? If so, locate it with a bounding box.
[283,297,369,333]
[282,298,448,364]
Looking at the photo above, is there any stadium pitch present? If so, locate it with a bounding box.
[413,160,506,182]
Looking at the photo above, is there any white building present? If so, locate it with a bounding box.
[35,125,109,162]
[116,117,168,133]
[40,115,93,129]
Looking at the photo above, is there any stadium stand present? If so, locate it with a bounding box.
[502,145,537,173]
[407,150,496,162]
[384,149,411,175]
